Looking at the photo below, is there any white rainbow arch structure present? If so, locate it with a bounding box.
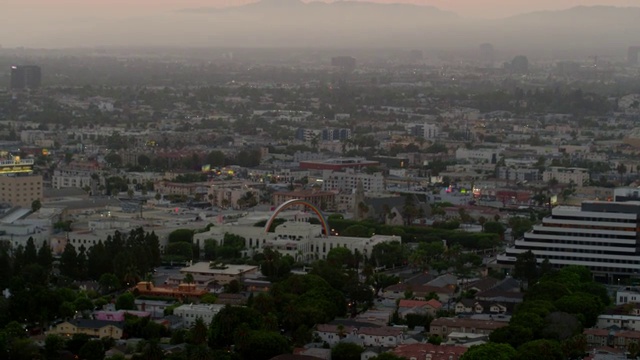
[264,199,329,237]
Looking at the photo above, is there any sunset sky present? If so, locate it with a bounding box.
[5,0,640,18]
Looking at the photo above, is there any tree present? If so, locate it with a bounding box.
[37,241,53,270]
[513,250,538,283]
[23,237,38,265]
[509,217,534,239]
[31,199,41,213]
[44,334,65,359]
[260,248,292,280]
[189,317,208,345]
[205,150,226,167]
[331,342,364,360]
[327,247,355,268]
[200,293,217,304]
[183,273,195,285]
[140,340,164,360]
[209,305,264,349]
[60,243,79,279]
[169,229,195,243]
[236,330,290,360]
[483,221,505,236]
[137,154,151,168]
[460,343,516,360]
[79,339,105,360]
[115,292,135,310]
[554,293,604,328]
[617,163,628,184]
[489,325,533,349]
[104,152,122,168]
[409,241,446,270]
[9,338,41,360]
[516,339,563,360]
[165,242,193,260]
[98,273,120,293]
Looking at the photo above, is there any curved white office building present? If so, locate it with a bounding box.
[498,199,640,283]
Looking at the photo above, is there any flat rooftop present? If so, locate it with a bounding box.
[180,262,258,275]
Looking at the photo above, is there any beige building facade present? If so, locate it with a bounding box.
[0,175,43,207]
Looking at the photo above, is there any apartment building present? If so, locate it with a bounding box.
[0,174,42,207]
[321,169,385,193]
[542,167,589,186]
[174,303,224,327]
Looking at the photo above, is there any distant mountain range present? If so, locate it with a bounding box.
[3,1,640,54]
[174,2,640,52]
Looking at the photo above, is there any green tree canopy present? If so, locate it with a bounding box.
[331,342,364,360]
[460,343,517,360]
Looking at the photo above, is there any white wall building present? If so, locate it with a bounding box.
[321,169,385,193]
[542,167,589,187]
[597,315,640,331]
[617,288,640,306]
[314,324,404,347]
[455,148,500,164]
[194,221,400,263]
[174,304,225,327]
[52,169,94,189]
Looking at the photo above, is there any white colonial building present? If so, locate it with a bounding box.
[193,221,400,263]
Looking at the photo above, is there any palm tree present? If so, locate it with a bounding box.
[337,324,347,339]
[123,265,140,287]
[183,273,195,285]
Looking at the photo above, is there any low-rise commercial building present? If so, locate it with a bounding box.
[179,263,259,285]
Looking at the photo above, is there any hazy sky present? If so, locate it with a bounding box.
[5,0,640,18]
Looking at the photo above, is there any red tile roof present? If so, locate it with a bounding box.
[392,343,467,360]
[583,328,610,337]
[358,327,403,337]
[398,299,443,309]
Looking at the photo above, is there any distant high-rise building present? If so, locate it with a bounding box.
[331,56,356,71]
[478,43,494,66]
[10,65,41,90]
[321,128,351,141]
[408,50,424,62]
[407,123,439,140]
[629,46,640,66]
[508,56,529,74]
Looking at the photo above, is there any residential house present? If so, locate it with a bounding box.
[584,328,612,348]
[314,324,404,347]
[382,284,455,303]
[454,299,510,315]
[315,324,356,346]
[398,299,443,318]
[357,327,404,347]
[48,319,124,339]
[429,317,508,338]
